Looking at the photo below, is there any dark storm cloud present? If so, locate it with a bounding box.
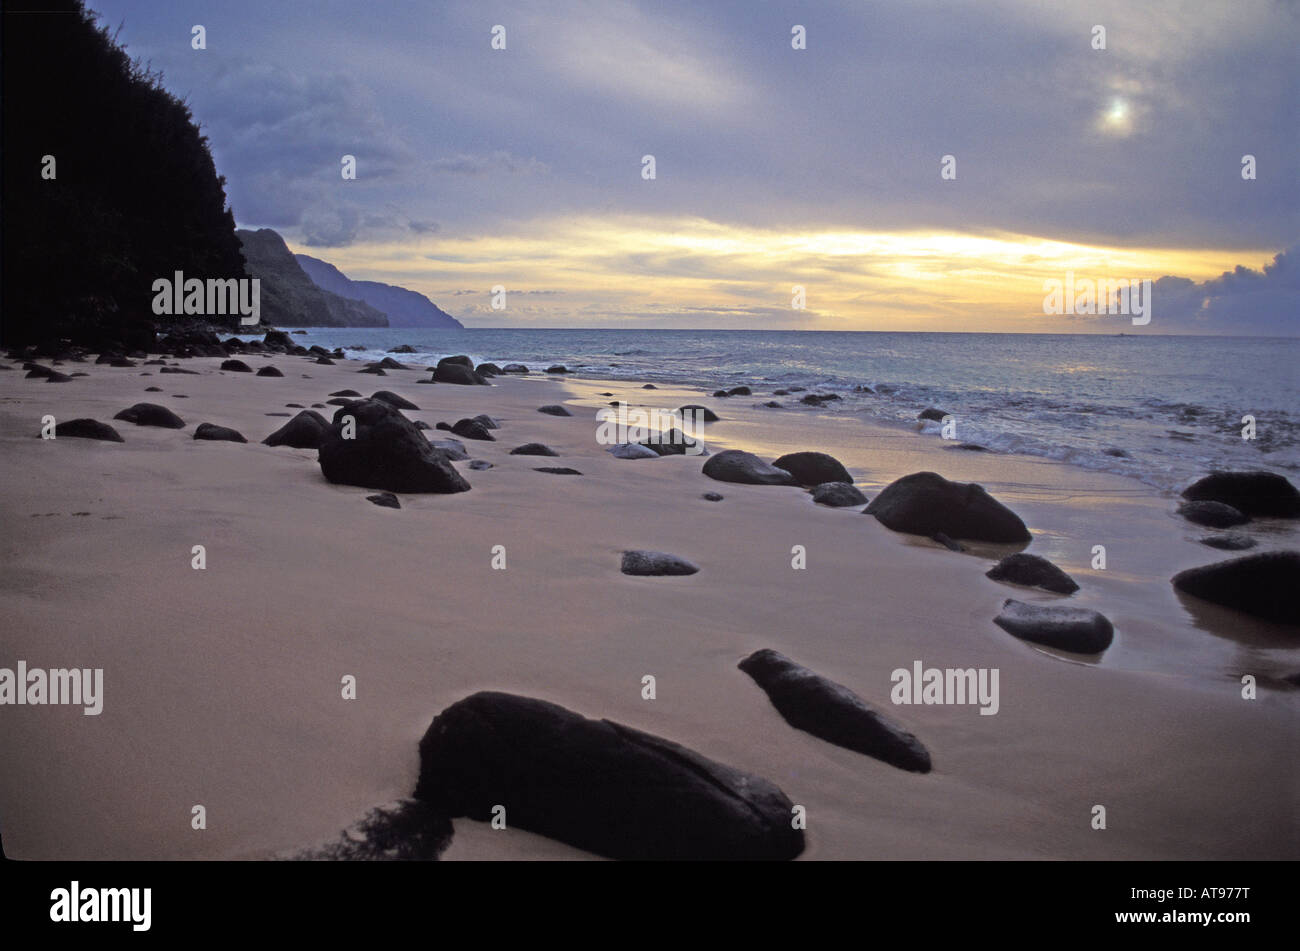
[1148,246,1300,335]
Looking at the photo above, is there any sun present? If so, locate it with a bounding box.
[1100,97,1134,136]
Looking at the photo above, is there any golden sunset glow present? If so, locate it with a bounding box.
[300,220,1267,331]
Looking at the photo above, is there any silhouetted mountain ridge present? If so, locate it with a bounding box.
[296,254,464,328]
[237,230,388,327]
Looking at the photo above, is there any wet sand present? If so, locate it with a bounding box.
[0,354,1295,860]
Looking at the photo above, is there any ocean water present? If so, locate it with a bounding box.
[266,328,1299,493]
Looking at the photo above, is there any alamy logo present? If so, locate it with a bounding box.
[1043,270,1151,325]
[891,661,999,715]
[596,404,705,454]
[0,661,102,715]
[151,271,260,324]
[50,881,151,931]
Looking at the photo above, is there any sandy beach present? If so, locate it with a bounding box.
[0,351,1295,861]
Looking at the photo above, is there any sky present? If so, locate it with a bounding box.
[89,0,1299,333]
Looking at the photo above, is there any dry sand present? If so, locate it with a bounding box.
[0,353,1295,860]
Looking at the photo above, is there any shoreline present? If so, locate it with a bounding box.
[246,327,1300,498]
[0,350,1295,860]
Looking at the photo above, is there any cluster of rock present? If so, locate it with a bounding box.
[697,448,1121,653]
[1170,471,1300,625]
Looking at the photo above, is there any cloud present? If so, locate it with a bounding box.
[300,203,362,248]
[430,151,550,177]
[1145,245,1300,335]
[180,58,418,246]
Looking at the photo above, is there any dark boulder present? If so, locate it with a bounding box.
[703,491,724,501]
[471,414,500,430]
[366,492,401,509]
[638,428,700,456]
[726,386,751,396]
[1181,472,1300,518]
[702,450,796,486]
[325,398,356,407]
[413,691,803,860]
[501,363,529,374]
[318,400,471,494]
[329,389,362,397]
[621,551,699,576]
[866,471,1031,543]
[255,365,284,377]
[545,365,570,374]
[772,451,852,486]
[1199,533,1257,551]
[263,330,293,350]
[994,599,1114,653]
[986,553,1079,594]
[357,366,387,376]
[918,407,949,422]
[262,410,330,449]
[437,355,474,370]
[159,366,198,375]
[738,649,931,773]
[1171,551,1300,625]
[193,423,247,443]
[450,418,495,441]
[468,460,493,470]
[534,466,582,475]
[220,359,252,372]
[25,365,59,380]
[144,386,162,392]
[537,405,572,417]
[677,404,719,422]
[370,391,420,411]
[432,363,487,385]
[1178,500,1248,528]
[810,482,868,507]
[112,403,185,429]
[52,419,123,442]
[476,363,502,376]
